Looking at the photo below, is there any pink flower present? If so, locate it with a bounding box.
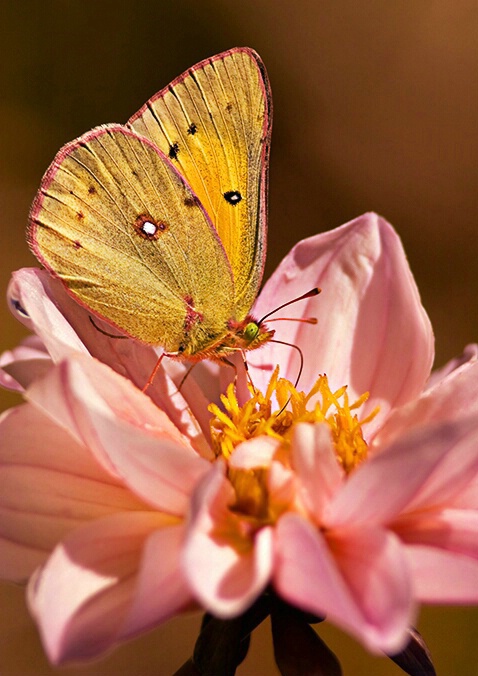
[1,212,478,665]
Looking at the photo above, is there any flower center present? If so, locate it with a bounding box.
[208,368,378,526]
[209,367,378,474]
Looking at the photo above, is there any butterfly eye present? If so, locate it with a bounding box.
[243,322,259,342]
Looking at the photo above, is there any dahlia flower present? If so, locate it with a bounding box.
[1,213,477,673]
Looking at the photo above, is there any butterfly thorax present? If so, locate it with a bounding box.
[169,316,275,363]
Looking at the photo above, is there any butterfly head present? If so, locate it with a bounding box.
[227,316,275,352]
[164,315,274,364]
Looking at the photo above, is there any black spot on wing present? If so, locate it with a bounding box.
[187,122,197,135]
[223,190,242,206]
[169,142,180,160]
[184,195,200,208]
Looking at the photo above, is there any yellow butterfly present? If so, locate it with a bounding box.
[28,48,275,365]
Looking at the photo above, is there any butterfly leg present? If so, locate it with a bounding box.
[176,363,196,391]
[143,352,167,392]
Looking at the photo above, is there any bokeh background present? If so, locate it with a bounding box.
[1,1,477,674]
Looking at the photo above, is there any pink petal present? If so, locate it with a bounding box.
[396,509,478,558]
[7,269,88,360]
[28,511,174,664]
[326,416,478,528]
[405,545,478,603]
[250,213,434,433]
[229,435,282,469]
[274,513,414,653]
[183,464,273,617]
[8,270,215,443]
[154,359,216,457]
[402,417,478,513]
[0,335,51,392]
[425,343,477,391]
[450,478,478,510]
[27,357,210,514]
[8,267,152,380]
[0,403,145,582]
[119,523,193,640]
[81,336,213,451]
[291,422,343,517]
[267,461,297,513]
[375,357,478,449]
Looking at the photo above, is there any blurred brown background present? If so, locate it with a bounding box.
[0,1,477,674]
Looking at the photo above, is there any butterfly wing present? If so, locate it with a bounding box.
[129,47,272,320]
[28,125,236,352]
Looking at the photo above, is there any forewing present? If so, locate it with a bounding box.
[28,125,235,350]
[129,47,272,319]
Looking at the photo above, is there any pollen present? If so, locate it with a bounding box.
[209,367,378,474]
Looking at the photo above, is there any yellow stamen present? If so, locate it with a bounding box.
[209,367,378,474]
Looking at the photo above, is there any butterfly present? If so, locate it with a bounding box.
[28,48,275,367]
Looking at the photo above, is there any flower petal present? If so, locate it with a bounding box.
[8,269,215,445]
[27,356,210,514]
[183,464,273,617]
[250,213,434,432]
[28,511,173,664]
[397,509,478,558]
[274,513,414,653]
[7,268,87,360]
[229,435,282,469]
[402,417,478,513]
[120,523,193,640]
[375,355,478,449]
[425,343,477,391]
[153,359,216,458]
[0,335,51,392]
[405,545,478,603]
[397,509,478,602]
[0,403,145,582]
[326,416,478,528]
[291,422,343,518]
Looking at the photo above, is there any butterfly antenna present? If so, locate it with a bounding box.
[260,287,320,392]
[269,339,305,389]
[266,316,318,325]
[258,287,320,324]
[269,339,305,417]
